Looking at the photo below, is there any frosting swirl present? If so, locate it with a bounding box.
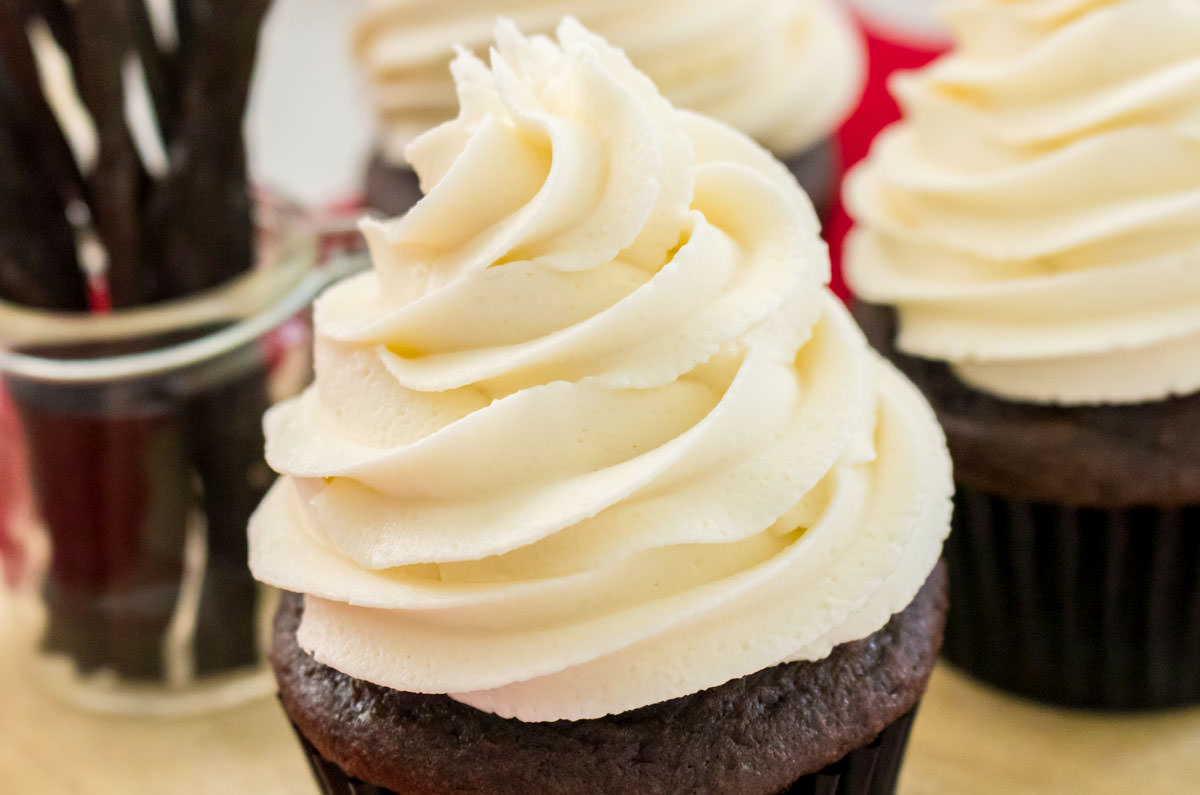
[251,20,950,721]
[846,0,1200,405]
[353,0,863,161]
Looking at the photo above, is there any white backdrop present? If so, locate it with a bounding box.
[247,0,373,207]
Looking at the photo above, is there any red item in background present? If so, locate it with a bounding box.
[827,14,948,300]
[0,387,32,587]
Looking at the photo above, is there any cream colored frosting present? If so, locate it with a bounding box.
[353,0,863,161]
[846,0,1200,405]
[251,20,950,722]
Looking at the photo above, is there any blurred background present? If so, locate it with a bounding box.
[2,1,1197,794]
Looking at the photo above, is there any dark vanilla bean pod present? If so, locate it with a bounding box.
[98,395,192,682]
[168,0,194,129]
[22,0,73,59]
[0,135,85,308]
[2,0,285,697]
[126,0,179,144]
[30,1,194,683]
[0,3,88,221]
[70,0,151,308]
[146,0,270,299]
[182,353,273,675]
[172,0,194,66]
[23,409,111,674]
[17,382,192,681]
[152,1,276,679]
[6,2,190,683]
[0,2,94,670]
[0,54,86,308]
[0,3,42,93]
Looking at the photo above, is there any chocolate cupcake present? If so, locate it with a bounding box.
[275,566,946,795]
[253,20,951,794]
[845,0,1200,709]
[353,0,864,218]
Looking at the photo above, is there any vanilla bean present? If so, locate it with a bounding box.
[172,0,194,62]
[158,0,276,679]
[126,0,178,143]
[157,0,195,146]
[183,356,271,674]
[0,145,85,308]
[11,352,192,682]
[0,43,85,309]
[21,0,73,59]
[4,0,281,692]
[145,0,270,299]
[0,2,45,103]
[0,2,86,207]
[71,0,150,308]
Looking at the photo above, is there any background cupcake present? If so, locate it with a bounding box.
[354,0,864,217]
[253,19,952,794]
[846,0,1200,709]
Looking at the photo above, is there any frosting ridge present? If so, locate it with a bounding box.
[846,0,1200,404]
[252,20,950,721]
[353,0,864,160]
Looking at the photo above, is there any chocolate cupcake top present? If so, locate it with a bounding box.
[250,20,950,723]
[846,0,1200,405]
[353,0,863,161]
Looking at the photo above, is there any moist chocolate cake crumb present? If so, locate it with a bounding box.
[853,301,1200,507]
[274,563,946,795]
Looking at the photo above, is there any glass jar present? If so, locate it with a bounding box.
[0,232,361,716]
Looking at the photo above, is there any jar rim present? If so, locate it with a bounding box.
[0,249,365,384]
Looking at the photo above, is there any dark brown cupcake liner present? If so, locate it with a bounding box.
[778,708,916,795]
[942,483,1200,710]
[289,707,917,795]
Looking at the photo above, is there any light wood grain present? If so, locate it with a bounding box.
[0,626,317,793]
[2,590,1198,794]
[902,667,1200,795]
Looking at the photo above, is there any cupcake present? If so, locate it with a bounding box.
[353,0,864,218]
[846,0,1200,709]
[252,19,952,794]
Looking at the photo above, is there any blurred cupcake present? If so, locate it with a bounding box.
[846,0,1200,709]
[253,19,952,795]
[354,0,864,218]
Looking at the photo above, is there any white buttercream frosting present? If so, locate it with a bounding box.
[251,20,950,722]
[353,0,864,161]
[846,0,1200,405]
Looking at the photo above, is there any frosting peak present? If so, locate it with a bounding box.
[846,0,1200,405]
[353,0,864,159]
[252,20,950,722]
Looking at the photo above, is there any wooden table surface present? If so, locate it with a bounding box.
[2,592,1198,795]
